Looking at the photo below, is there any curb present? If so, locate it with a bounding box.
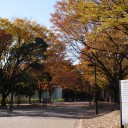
[74,118,83,128]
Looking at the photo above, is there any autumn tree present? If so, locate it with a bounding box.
[27,62,51,103]
[42,35,85,101]
[51,0,128,103]
[0,18,53,105]
[0,18,50,106]
[0,37,48,105]
[0,29,12,105]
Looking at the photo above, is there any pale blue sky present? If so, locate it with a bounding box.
[0,0,57,28]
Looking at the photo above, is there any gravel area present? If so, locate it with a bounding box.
[81,102,121,128]
[82,110,120,128]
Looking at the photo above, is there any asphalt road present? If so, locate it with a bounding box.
[0,102,88,128]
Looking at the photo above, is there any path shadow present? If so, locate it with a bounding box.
[81,102,120,119]
[0,102,120,119]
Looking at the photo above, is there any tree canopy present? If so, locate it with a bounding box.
[51,0,128,103]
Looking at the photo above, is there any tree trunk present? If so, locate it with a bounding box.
[1,92,6,106]
[10,83,14,104]
[28,95,31,104]
[38,86,42,103]
[17,94,20,106]
[10,91,14,104]
[109,95,112,102]
[49,92,52,103]
[114,85,119,104]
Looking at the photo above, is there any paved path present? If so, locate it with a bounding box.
[0,102,88,128]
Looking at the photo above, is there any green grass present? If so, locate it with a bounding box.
[51,99,64,102]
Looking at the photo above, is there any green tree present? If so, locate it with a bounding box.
[0,37,48,105]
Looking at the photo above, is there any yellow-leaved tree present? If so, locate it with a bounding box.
[51,0,128,103]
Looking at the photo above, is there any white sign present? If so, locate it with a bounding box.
[120,80,128,125]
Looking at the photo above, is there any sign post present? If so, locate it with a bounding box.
[120,80,128,128]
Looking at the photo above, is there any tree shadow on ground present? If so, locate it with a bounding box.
[81,102,120,119]
[0,102,120,119]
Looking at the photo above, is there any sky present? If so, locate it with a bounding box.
[0,0,79,64]
[0,0,57,28]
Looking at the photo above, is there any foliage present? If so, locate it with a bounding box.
[0,18,50,105]
[51,0,128,103]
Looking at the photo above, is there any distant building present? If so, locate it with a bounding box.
[42,86,62,100]
[0,87,63,104]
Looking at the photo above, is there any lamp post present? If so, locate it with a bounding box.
[88,63,98,115]
[88,83,91,106]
